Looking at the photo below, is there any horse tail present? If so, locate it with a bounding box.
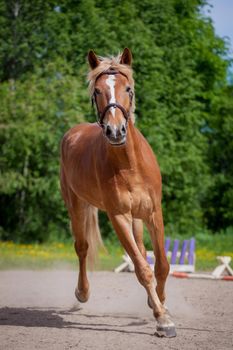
[86,205,104,269]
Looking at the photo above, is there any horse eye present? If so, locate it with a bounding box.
[94,88,101,95]
[126,86,131,92]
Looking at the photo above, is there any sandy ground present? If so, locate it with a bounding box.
[0,270,232,350]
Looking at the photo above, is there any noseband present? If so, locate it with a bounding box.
[92,70,133,126]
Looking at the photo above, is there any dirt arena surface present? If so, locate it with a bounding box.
[0,270,232,350]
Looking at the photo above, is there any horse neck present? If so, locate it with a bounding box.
[106,119,139,169]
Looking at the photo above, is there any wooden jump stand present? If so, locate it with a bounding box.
[115,238,233,281]
[172,256,233,281]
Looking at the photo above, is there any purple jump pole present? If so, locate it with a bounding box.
[171,239,179,264]
[165,238,171,256]
[179,240,188,264]
[188,238,195,265]
[147,256,154,265]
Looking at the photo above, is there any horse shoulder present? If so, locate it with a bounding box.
[135,130,162,180]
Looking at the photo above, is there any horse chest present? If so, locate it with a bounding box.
[130,188,154,218]
[104,171,155,218]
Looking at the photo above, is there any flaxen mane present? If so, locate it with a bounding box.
[87,54,135,123]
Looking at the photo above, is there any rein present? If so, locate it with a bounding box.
[92,69,133,127]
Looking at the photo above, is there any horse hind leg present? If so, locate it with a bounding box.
[71,209,90,303]
[145,209,176,337]
[70,198,102,303]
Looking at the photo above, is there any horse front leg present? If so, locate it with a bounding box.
[145,207,176,337]
[109,212,176,337]
[132,219,147,260]
[146,207,169,304]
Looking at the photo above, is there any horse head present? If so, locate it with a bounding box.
[88,48,134,146]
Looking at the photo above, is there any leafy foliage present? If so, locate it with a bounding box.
[0,60,84,241]
[203,86,233,231]
[0,0,232,242]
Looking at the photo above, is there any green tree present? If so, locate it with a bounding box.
[0,59,85,241]
[0,0,232,242]
[203,85,233,232]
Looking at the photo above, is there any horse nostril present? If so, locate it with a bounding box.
[106,125,112,137]
[121,125,126,135]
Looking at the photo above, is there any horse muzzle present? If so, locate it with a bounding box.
[103,123,127,146]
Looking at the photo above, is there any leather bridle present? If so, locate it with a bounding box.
[92,69,133,127]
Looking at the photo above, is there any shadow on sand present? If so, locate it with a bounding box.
[0,307,152,336]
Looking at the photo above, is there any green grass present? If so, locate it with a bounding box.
[0,241,123,270]
[0,233,232,271]
[194,233,233,270]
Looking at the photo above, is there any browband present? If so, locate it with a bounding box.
[94,69,129,83]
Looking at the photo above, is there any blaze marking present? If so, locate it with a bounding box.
[106,75,116,117]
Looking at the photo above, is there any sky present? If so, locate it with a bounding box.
[205,0,233,57]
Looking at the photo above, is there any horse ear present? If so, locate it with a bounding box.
[88,50,100,69]
[120,48,132,66]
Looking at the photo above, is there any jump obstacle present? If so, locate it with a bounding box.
[115,238,233,281]
[115,238,196,273]
[171,256,233,281]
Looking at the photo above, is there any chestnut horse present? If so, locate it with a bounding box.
[60,48,176,337]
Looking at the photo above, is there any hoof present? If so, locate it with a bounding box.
[75,288,90,303]
[156,311,176,338]
[155,325,177,338]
